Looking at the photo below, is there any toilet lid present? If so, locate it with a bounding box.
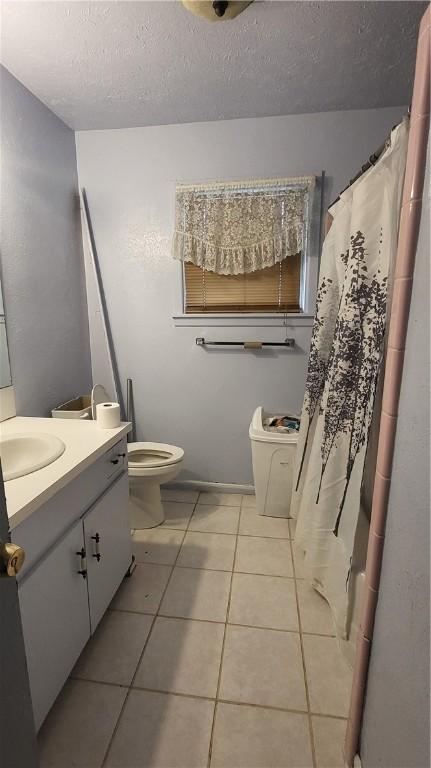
[128,442,184,468]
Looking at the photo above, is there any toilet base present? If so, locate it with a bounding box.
[129,477,165,529]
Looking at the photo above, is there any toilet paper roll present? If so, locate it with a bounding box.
[96,402,121,429]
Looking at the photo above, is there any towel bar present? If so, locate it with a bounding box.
[195,337,295,349]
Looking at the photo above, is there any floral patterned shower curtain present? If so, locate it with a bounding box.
[291,118,409,641]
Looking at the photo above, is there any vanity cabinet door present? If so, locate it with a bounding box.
[83,471,131,632]
[18,519,91,730]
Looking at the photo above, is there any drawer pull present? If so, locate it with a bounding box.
[76,547,87,579]
[111,452,126,465]
[91,532,101,562]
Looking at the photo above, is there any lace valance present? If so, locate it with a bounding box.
[172,176,315,275]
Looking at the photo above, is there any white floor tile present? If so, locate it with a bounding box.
[229,572,299,631]
[105,689,214,768]
[241,494,256,508]
[160,566,231,622]
[38,679,127,768]
[198,491,242,506]
[235,535,294,577]
[303,635,353,717]
[161,488,199,503]
[312,715,347,768]
[189,504,240,534]
[296,580,335,635]
[162,501,195,529]
[72,610,153,686]
[134,616,224,698]
[239,507,291,538]
[132,528,184,565]
[111,563,172,615]
[211,702,313,768]
[292,540,306,578]
[41,498,354,768]
[219,625,307,710]
[177,531,236,571]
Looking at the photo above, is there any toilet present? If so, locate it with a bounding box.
[128,442,184,528]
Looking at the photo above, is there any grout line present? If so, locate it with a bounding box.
[110,609,335,638]
[109,607,159,618]
[130,688,309,717]
[71,675,130,690]
[132,561,245,574]
[137,525,293,542]
[185,526,240,536]
[289,537,317,768]
[179,531,238,540]
[69,675,348,720]
[238,531,292,541]
[162,524,192,532]
[100,611,157,767]
[216,697,308,716]
[207,499,241,767]
[233,569,296,580]
[134,562,232,573]
[132,685,216,703]
[309,712,349,722]
[160,499,199,506]
[130,560,304,579]
[226,622,334,638]
[101,508,195,767]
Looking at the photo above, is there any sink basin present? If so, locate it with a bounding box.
[0,433,66,481]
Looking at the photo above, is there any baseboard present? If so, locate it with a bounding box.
[166,479,255,495]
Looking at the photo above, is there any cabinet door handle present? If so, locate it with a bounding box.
[111,453,126,465]
[91,533,101,562]
[76,547,87,579]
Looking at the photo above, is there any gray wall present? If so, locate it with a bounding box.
[0,66,92,416]
[76,107,404,484]
[360,139,430,767]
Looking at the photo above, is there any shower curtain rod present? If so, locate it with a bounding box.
[330,113,410,208]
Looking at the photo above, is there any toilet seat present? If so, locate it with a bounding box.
[128,442,184,472]
[128,441,184,528]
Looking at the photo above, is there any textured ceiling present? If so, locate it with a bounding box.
[0,1,426,130]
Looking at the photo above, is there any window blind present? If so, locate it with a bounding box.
[184,255,301,313]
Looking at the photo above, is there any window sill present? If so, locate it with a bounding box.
[172,313,315,327]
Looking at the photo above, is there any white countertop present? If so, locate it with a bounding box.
[1,416,131,528]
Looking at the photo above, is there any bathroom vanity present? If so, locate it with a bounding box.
[3,416,132,730]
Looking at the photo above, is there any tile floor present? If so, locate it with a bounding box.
[38,490,352,768]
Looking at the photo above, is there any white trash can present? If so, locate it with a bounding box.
[249,406,299,518]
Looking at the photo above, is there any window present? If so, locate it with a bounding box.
[184,256,302,313]
[173,175,315,316]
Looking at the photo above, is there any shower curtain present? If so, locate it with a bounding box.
[291,118,409,640]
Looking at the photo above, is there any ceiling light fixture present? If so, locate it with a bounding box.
[182,1,254,22]
[213,1,229,17]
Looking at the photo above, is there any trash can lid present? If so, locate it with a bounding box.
[249,406,300,444]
